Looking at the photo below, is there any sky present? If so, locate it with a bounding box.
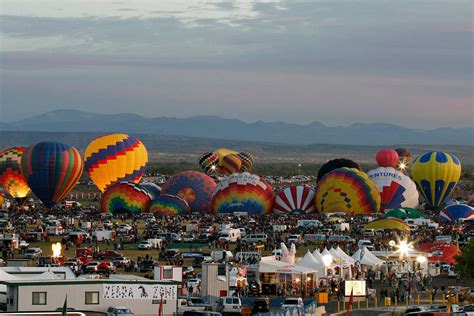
[1,0,473,128]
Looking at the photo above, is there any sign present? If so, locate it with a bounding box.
[344,280,366,297]
[103,284,177,300]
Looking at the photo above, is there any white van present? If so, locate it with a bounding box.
[242,233,268,244]
[297,220,323,228]
[218,229,241,242]
[404,218,439,229]
[211,250,234,262]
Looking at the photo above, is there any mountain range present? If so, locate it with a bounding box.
[1,109,472,146]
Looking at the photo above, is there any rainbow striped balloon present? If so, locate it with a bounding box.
[150,194,191,216]
[84,134,148,192]
[0,147,31,203]
[315,167,381,215]
[100,181,152,214]
[21,142,83,207]
[220,154,242,175]
[211,172,274,215]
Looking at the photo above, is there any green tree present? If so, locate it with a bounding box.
[455,240,474,279]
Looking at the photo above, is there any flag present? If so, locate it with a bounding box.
[346,288,353,316]
[62,295,68,316]
[158,295,163,316]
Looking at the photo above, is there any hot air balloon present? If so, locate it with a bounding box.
[160,171,216,213]
[150,194,191,216]
[317,159,360,182]
[238,152,255,172]
[0,192,4,208]
[0,147,31,204]
[100,181,151,214]
[315,168,381,215]
[376,149,399,168]
[364,218,410,232]
[84,134,148,192]
[21,142,83,207]
[211,172,274,215]
[220,154,242,175]
[140,183,161,199]
[439,204,474,222]
[367,167,419,210]
[198,152,219,174]
[395,148,413,165]
[411,152,461,209]
[273,185,316,215]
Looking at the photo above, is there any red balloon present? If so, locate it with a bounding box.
[376,149,399,168]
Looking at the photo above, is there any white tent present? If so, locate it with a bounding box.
[280,242,296,264]
[258,257,317,274]
[321,248,334,263]
[336,246,355,264]
[329,247,342,261]
[352,247,385,266]
[299,251,326,277]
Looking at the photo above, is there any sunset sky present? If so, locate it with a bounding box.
[1,0,472,128]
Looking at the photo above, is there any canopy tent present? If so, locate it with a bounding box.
[416,242,459,265]
[335,246,355,264]
[321,248,334,263]
[258,257,318,274]
[352,247,385,266]
[364,218,410,232]
[0,269,62,281]
[298,250,326,277]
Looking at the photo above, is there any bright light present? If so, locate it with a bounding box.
[295,278,301,283]
[306,276,311,282]
[389,240,396,247]
[394,239,413,258]
[416,255,427,264]
[211,165,216,170]
[398,162,407,170]
[52,242,62,258]
[322,254,333,267]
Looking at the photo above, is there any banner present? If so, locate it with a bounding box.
[103,284,177,300]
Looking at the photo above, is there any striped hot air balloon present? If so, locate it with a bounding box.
[439,204,474,222]
[150,194,191,216]
[273,185,316,215]
[0,147,31,203]
[211,172,274,215]
[100,181,152,214]
[21,142,83,207]
[220,154,242,175]
[84,134,148,192]
[238,152,255,172]
[140,183,161,199]
[198,152,219,175]
[315,168,381,215]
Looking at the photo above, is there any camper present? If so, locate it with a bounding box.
[218,229,241,242]
[93,228,114,241]
[211,250,234,262]
[297,220,323,228]
[404,218,439,229]
[273,225,288,233]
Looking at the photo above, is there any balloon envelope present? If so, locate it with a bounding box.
[0,147,31,203]
[160,171,216,213]
[439,204,474,222]
[140,183,161,200]
[84,134,148,192]
[367,167,419,210]
[212,172,274,215]
[411,152,461,209]
[150,194,190,216]
[364,218,410,232]
[21,142,83,207]
[376,149,399,168]
[315,168,381,215]
[273,185,315,215]
[317,159,360,182]
[100,181,151,214]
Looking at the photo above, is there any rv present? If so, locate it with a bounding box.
[218,229,241,242]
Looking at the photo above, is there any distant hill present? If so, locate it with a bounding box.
[1,109,472,146]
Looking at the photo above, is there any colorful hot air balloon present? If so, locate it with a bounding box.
[238,152,255,172]
[317,158,360,182]
[0,147,31,204]
[0,192,5,208]
[140,183,161,199]
[199,152,219,174]
[100,181,151,214]
[160,171,216,213]
[84,134,148,192]
[364,218,410,232]
[212,172,274,215]
[439,204,474,222]
[150,194,191,216]
[315,168,381,215]
[395,148,413,165]
[21,142,83,207]
[273,185,316,215]
[220,154,242,175]
[376,149,399,168]
[367,167,419,210]
[411,152,461,209]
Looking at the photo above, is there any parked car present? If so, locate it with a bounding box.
[112,257,131,267]
[404,306,431,315]
[19,240,29,249]
[24,247,43,259]
[138,260,155,273]
[138,241,153,250]
[216,297,242,315]
[85,262,101,273]
[252,297,270,314]
[106,306,133,316]
[186,278,201,288]
[93,250,123,260]
[242,233,267,244]
[281,297,304,312]
[116,224,132,234]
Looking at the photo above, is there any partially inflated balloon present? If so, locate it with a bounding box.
[160,171,216,213]
[367,167,418,211]
[212,172,274,215]
[376,149,399,168]
[220,154,242,175]
[411,152,461,209]
[100,181,151,214]
[317,159,360,182]
[273,185,315,215]
[140,183,161,200]
[21,142,83,207]
[198,152,219,175]
[150,194,190,216]
[0,147,31,203]
[84,134,148,192]
[315,168,381,215]
[395,148,413,165]
[0,192,4,208]
[238,152,255,172]
[439,204,474,222]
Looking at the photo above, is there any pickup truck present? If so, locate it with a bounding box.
[177,298,206,315]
